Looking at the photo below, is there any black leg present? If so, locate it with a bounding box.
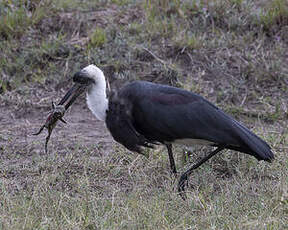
[178,146,225,200]
[166,144,177,175]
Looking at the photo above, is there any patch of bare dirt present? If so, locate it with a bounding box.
[0,89,112,157]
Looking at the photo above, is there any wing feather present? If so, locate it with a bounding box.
[122,81,273,161]
[105,91,154,154]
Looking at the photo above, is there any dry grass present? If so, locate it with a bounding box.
[0,140,287,229]
[0,0,287,229]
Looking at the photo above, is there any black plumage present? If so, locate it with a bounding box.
[106,81,273,162]
[104,80,274,199]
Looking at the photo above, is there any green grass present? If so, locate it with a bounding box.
[259,0,288,32]
[0,141,287,229]
[0,0,287,229]
[88,28,107,49]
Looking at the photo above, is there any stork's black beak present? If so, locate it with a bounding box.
[58,83,86,110]
[58,69,95,110]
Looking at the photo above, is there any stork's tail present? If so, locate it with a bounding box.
[233,120,274,162]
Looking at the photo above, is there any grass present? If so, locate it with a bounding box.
[0,142,287,229]
[88,28,107,49]
[259,0,288,32]
[0,0,287,229]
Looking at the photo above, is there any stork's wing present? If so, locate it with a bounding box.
[105,95,154,154]
[131,86,273,161]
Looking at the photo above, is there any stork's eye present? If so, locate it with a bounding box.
[54,112,61,117]
[73,71,95,85]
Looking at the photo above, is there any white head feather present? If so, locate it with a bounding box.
[82,65,108,121]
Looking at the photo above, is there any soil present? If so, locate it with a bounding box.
[0,89,113,157]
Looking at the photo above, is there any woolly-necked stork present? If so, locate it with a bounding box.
[58,64,274,199]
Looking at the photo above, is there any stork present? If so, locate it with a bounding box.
[58,64,274,199]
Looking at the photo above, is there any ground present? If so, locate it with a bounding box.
[0,0,287,229]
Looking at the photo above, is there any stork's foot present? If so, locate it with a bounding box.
[177,146,226,200]
[171,170,178,177]
[178,172,189,200]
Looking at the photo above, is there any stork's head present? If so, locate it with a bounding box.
[73,65,105,87]
[58,64,106,109]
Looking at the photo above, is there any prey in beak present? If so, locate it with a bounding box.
[33,101,66,153]
[33,75,89,153]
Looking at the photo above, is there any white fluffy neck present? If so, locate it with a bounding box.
[86,69,108,121]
